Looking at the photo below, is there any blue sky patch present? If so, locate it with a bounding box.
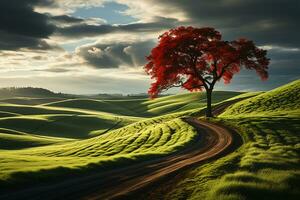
[73,2,137,24]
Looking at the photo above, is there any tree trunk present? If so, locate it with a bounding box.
[206,89,213,117]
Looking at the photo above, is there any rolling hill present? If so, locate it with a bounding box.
[0,97,66,106]
[221,79,300,117]
[0,128,72,150]
[154,80,300,200]
[0,87,57,98]
[44,91,243,117]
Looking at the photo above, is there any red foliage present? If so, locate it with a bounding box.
[145,26,269,98]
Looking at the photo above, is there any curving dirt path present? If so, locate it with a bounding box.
[83,118,241,200]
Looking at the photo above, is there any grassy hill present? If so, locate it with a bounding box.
[45,91,242,117]
[221,80,300,117]
[0,87,61,99]
[155,80,300,200]
[0,116,197,188]
[0,103,142,139]
[0,128,72,150]
[0,97,66,105]
[43,99,140,116]
[0,114,133,139]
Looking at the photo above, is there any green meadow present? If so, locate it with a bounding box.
[0,90,241,187]
[0,80,299,200]
[152,80,300,200]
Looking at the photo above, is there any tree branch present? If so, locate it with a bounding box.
[190,55,210,90]
[212,59,218,79]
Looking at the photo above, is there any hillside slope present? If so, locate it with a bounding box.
[154,80,300,200]
[0,116,198,187]
[0,128,72,150]
[220,80,300,117]
[45,91,242,117]
[0,97,66,105]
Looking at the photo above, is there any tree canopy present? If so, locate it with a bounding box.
[145,26,269,98]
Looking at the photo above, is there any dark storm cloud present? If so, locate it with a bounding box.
[267,48,300,61]
[51,15,85,24]
[134,0,300,86]
[56,17,178,38]
[0,30,59,51]
[267,48,300,76]
[0,0,56,50]
[0,0,178,50]
[77,40,155,68]
[58,24,115,37]
[153,0,300,48]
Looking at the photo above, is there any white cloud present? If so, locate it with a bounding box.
[116,0,187,22]
[88,47,104,58]
[259,45,300,52]
[0,68,151,94]
[75,36,155,68]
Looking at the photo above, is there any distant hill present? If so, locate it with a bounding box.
[0,87,169,100]
[0,87,81,99]
[89,93,169,99]
[0,87,58,98]
[45,91,243,117]
[221,79,300,117]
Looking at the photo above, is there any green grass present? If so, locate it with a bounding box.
[43,99,140,116]
[0,114,134,139]
[44,91,242,117]
[0,97,66,105]
[0,91,245,189]
[155,80,300,200]
[0,117,197,186]
[0,103,142,139]
[141,91,242,115]
[164,117,300,200]
[1,80,298,200]
[0,130,72,150]
[221,80,300,117]
[0,111,19,118]
[0,104,83,115]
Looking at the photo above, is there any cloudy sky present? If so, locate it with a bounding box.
[0,0,299,94]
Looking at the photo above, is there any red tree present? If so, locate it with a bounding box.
[145,26,269,117]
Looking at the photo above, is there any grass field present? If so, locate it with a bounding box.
[0,90,245,189]
[0,118,198,188]
[221,80,300,117]
[159,117,300,200]
[0,80,299,199]
[152,80,300,200]
[44,91,242,117]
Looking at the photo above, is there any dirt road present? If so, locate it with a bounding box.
[83,118,241,200]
